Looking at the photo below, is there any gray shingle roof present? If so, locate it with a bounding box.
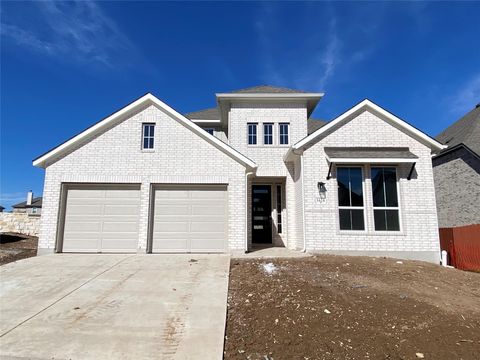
[307,118,328,135]
[184,107,220,120]
[227,85,308,94]
[436,105,480,156]
[324,147,418,160]
[12,197,43,209]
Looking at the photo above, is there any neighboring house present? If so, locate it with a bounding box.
[433,104,480,228]
[12,191,42,215]
[0,206,4,213]
[33,86,445,262]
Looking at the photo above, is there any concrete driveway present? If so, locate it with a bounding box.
[0,254,230,359]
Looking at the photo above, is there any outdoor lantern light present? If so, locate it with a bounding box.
[317,181,327,199]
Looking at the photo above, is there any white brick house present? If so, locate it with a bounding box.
[33,86,446,262]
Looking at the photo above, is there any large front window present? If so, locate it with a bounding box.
[248,123,257,145]
[371,167,400,231]
[337,167,365,230]
[279,123,289,145]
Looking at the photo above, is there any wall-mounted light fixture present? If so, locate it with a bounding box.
[317,181,327,199]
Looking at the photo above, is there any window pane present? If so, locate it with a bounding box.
[374,210,387,231]
[337,168,350,206]
[384,168,398,207]
[371,168,385,207]
[386,210,400,231]
[350,168,363,206]
[279,123,289,144]
[149,125,154,137]
[149,138,154,149]
[339,209,351,230]
[351,210,365,230]
[144,125,149,137]
[143,138,149,149]
[248,124,257,145]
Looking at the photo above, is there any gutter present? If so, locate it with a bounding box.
[291,148,307,253]
[245,170,254,253]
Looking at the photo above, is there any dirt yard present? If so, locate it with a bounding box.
[225,255,480,360]
[0,233,38,265]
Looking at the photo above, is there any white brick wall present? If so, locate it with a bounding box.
[39,105,247,253]
[301,110,440,262]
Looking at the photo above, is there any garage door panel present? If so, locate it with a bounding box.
[152,186,227,253]
[62,186,140,253]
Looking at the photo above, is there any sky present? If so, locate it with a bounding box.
[1,1,479,210]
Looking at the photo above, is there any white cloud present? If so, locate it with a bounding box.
[450,74,480,114]
[1,1,150,70]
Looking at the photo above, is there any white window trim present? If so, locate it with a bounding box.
[336,165,367,233]
[247,123,258,145]
[279,123,290,146]
[263,123,274,145]
[142,123,155,151]
[371,166,403,233]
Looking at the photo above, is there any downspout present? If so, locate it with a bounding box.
[245,170,254,253]
[293,148,307,253]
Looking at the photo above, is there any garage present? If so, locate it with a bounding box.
[151,185,228,253]
[61,185,141,253]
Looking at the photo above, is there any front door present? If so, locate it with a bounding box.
[252,185,272,243]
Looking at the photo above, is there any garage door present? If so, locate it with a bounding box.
[62,185,141,253]
[151,185,227,253]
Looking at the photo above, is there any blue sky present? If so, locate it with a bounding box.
[1,1,479,209]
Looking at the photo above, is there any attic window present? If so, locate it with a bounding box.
[142,123,155,150]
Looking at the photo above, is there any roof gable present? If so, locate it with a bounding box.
[33,93,257,169]
[436,105,480,156]
[292,99,445,153]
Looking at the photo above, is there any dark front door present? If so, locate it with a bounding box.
[252,185,272,243]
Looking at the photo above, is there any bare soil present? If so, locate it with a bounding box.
[0,233,38,265]
[225,255,480,360]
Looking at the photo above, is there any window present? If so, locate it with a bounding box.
[142,123,155,150]
[276,185,282,233]
[371,167,400,231]
[337,167,365,230]
[263,123,273,145]
[248,123,257,145]
[204,128,214,135]
[279,123,289,145]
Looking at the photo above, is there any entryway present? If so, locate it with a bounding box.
[252,185,272,243]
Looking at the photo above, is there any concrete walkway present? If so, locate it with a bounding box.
[0,254,230,359]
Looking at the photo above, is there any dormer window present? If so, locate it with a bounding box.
[263,123,273,145]
[142,123,155,150]
[279,123,289,145]
[248,123,257,145]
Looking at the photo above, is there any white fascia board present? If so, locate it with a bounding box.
[293,99,446,152]
[327,157,417,164]
[191,119,221,123]
[33,93,257,170]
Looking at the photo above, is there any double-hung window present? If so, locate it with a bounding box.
[248,123,257,145]
[142,123,155,150]
[279,123,289,145]
[371,167,400,231]
[337,167,365,230]
[263,123,273,145]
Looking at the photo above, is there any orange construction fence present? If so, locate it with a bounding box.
[439,224,480,272]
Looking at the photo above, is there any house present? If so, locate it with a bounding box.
[12,191,42,215]
[433,104,480,228]
[33,86,445,262]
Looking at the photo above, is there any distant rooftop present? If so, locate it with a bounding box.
[185,107,219,120]
[12,197,43,209]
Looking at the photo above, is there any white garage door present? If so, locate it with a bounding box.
[151,185,227,253]
[62,186,141,253]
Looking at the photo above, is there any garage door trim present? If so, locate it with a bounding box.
[56,183,142,253]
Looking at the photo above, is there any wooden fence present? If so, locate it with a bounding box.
[439,224,480,271]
